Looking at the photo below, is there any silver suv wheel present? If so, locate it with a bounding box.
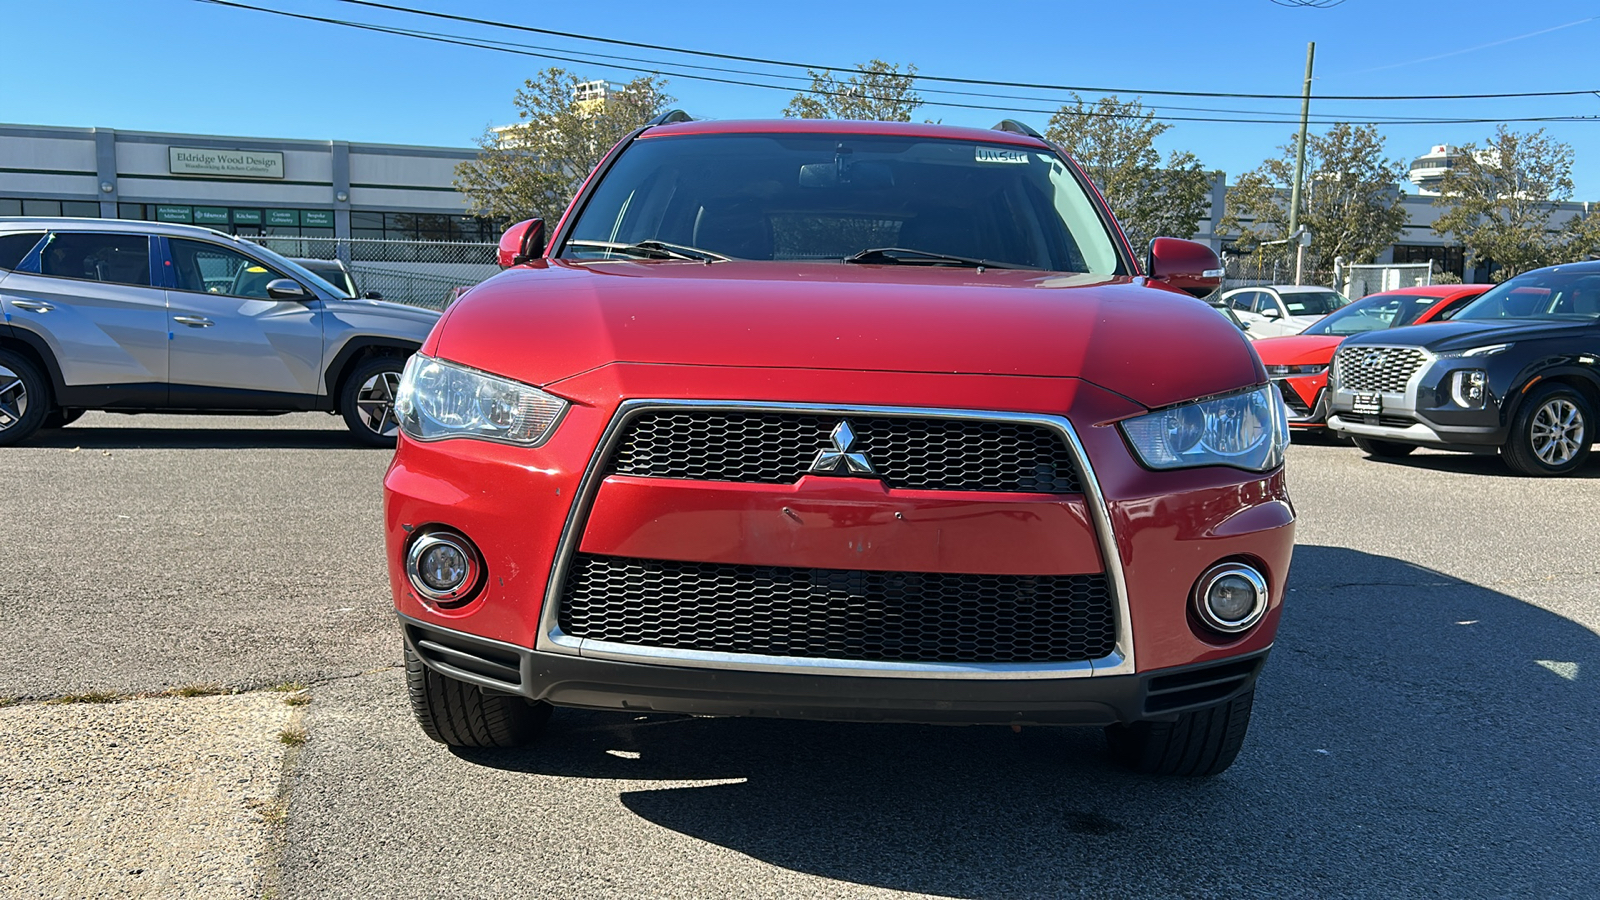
[355,370,402,437]
[0,363,28,432]
[1530,397,1584,466]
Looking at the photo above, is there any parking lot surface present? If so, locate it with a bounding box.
[3,414,1597,898]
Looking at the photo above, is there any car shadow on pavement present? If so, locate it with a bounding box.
[460,545,1599,897]
[25,425,369,450]
[1352,449,1600,479]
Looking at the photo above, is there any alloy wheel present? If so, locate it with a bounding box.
[0,364,28,432]
[1530,398,1585,467]
[355,370,402,437]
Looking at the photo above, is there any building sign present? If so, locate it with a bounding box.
[231,209,262,225]
[168,147,285,180]
[264,209,299,226]
[300,210,334,228]
[192,207,230,225]
[155,205,193,223]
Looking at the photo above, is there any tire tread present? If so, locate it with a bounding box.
[404,643,550,748]
[1106,689,1254,777]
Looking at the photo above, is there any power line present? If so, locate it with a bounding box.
[327,0,1600,102]
[192,0,1600,126]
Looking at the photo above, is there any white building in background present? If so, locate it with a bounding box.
[0,122,495,242]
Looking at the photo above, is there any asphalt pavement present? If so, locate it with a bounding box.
[3,414,1597,898]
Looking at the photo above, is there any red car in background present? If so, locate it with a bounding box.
[1254,284,1491,430]
[386,117,1294,777]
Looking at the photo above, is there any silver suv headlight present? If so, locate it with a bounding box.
[394,355,568,446]
[1120,384,1288,472]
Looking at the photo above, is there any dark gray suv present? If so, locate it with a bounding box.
[0,218,439,446]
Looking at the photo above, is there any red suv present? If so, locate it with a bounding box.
[385,117,1294,776]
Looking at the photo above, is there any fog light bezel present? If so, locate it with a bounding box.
[405,530,485,605]
[1193,563,1269,635]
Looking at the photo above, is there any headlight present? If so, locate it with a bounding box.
[394,355,568,446]
[1120,384,1288,472]
[1450,369,1489,408]
[1440,343,1510,358]
[1265,364,1327,376]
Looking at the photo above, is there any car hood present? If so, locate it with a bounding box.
[1343,318,1593,352]
[1251,334,1341,365]
[432,260,1264,410]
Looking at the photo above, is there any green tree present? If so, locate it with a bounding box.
[1432,126,1600,280]
[455,69,672,222]
[784,60,925,122]
[1222,123,1407,270]
[1045,94,1214,252]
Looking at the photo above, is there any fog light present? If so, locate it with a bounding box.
[1194,564,1268,634]
[406,531,483,604]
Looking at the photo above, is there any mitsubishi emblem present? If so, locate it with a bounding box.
[809,420,876,476]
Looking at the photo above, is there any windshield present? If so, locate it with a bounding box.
[561,133,1122,274]
[1454,269,1600,321]
[294,259,355,297]
[1279,290,1348,317]
[235,239,347,298]
[1303,293,1440,336]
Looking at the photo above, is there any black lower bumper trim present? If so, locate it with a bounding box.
[400,616,1269,726]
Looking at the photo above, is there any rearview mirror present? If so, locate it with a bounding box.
[1146,237,1223,298]
[265,278,311,301]
[498,218,546,267]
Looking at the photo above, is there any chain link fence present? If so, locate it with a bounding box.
[1218,251,1334,292]
[1341,263,1433,300]
[249,236,500,310]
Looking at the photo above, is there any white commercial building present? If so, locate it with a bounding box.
[0,122,494,242]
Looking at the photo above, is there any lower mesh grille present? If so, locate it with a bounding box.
[558,554,1116,664]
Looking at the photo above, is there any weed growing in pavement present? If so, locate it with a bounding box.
[45,690,126,705]
[282,692,311,707]
[0,697,16,708]
[278,726,308,746]
[166,684,230,698]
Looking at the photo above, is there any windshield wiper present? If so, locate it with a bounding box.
[842,247,1031,269]
[567,239,729,262]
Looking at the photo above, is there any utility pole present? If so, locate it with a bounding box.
[1288,41,1315,284]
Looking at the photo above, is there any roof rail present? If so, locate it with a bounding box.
[645,109,694,127]
[991,119,1044,140]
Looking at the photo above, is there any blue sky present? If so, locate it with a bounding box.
[6,0,1600,194]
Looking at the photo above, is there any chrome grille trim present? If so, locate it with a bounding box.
[1332,345,1430,393]
[535,400,1136,680]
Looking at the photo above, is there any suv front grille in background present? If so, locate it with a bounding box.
[1333,346,1429,393]
[558,554,1116,664]
[606,411,1081,493]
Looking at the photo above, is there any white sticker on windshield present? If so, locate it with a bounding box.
[976,147,1029,164]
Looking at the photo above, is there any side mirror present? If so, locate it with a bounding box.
[1260,307,1282,319]
[497,218,546,267]
[1146,237,1223,298]
[265,278,311,301]
[363,290,383,300]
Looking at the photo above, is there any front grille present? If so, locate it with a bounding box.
[1333,346,1428,393]
[559,554,1116,664]
[607,411,1080,493]
[1275,382,1313,417]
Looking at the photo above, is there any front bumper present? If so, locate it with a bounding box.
[403,615,1269,725]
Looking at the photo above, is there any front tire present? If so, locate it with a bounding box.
[404,643,551,748]
[340,355,405,448]
[1352,436,1417,458]
[0,350,50,447]
[1502,384,1593,477]
[1104,689,1254,777]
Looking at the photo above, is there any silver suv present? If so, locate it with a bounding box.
[0,218,439,446]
